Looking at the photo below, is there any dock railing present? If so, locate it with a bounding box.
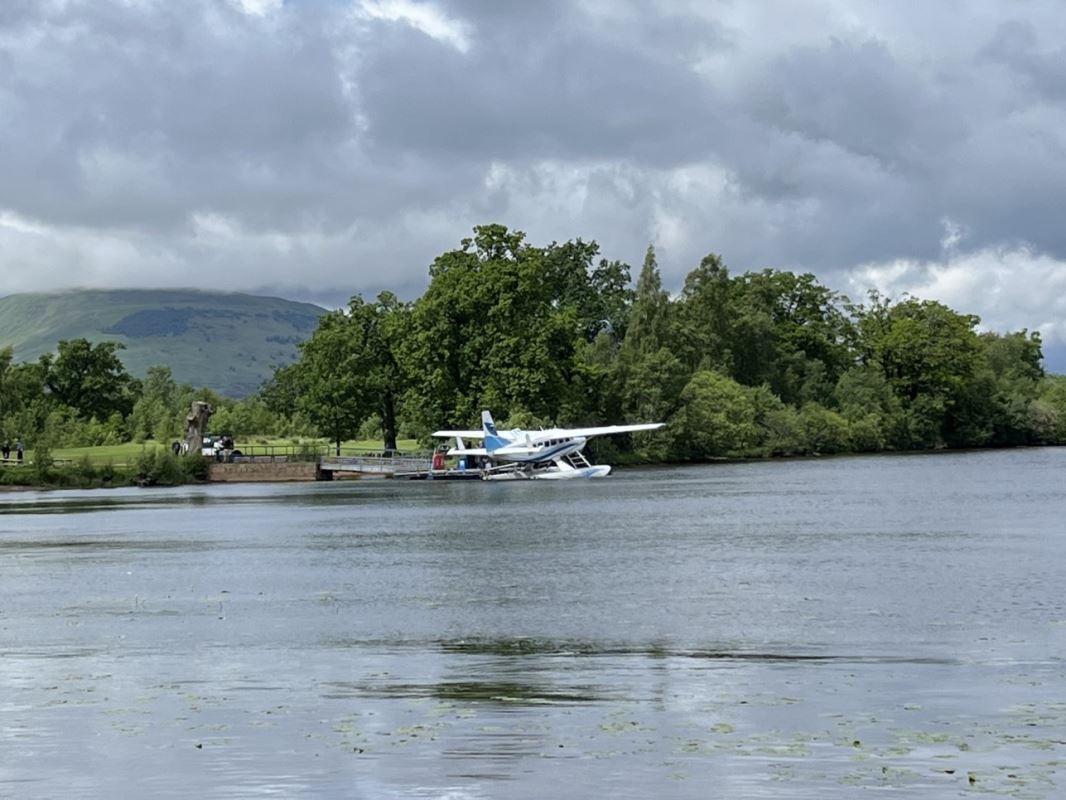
[228,445,432,475]
[319,452,433,475]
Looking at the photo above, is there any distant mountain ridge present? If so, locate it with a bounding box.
[0,289,328,397]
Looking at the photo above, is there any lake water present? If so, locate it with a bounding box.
[2,449,1065,798]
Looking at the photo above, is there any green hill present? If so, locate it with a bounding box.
[0,289,328,397]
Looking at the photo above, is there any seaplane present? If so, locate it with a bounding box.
[431,411,664,480]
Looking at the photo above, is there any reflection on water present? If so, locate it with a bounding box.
[437,637,962,664]
[1,449,1065,798]
[324,679,607,704]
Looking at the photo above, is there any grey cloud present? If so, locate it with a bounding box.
[358,21,722,167]
[1,0,1065,339]
[980,19,1066,102]
[2,1,358,231]
[743,38,961,174]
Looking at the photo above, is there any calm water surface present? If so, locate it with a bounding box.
[2,449,1065,798]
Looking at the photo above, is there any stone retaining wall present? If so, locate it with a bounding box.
[208,462,319,482]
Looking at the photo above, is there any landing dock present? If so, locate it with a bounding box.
[205,445,480,482]
[319,454,480,480]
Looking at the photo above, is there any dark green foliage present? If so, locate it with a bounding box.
[401,224,622,431]
[41,339,135,422]
[671,370,759,458]
[133,449,206,486]
[278,231,1063,460]
[0,466,38,486]
[278,292,409,454]
[616,247,687,434]
[673,259,851,406]
[52,457,127,489]
[181,453,210,482]
[32,437,54,483]
[796,403,851,455]
[287,310,368,455]
[851,293,985,448]
[0,456,135,489]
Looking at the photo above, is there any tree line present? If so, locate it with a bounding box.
[0,340,286,453]
[3,223,1065,461]
[263,224,1062,460]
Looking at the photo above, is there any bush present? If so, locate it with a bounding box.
[798,403,850,454]
[0,456,133,489]
[181,453,209,482]
[73,455,99,486]
[293,442,322,462]
[760,406,804,456]
[671,370,759,459]
[134,449,187,486]
[32,437,55,484]
[0,466,37,486]
[847,413,887,452]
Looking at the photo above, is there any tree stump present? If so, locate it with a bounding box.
[183,401,214,456]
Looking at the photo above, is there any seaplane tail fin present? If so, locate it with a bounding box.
[482,410,509,452]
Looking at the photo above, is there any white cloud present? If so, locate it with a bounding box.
[848,245,1066,346]
[0,210,48,236]
[235,0,282,16]
[359,0,471,53]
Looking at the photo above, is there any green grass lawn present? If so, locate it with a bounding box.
[49,442,166,464]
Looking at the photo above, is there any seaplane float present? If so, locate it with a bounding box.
[432,411,664,480]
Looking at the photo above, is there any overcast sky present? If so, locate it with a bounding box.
[3,0,1066,358]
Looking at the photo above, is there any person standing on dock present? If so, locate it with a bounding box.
[15,439,24,464]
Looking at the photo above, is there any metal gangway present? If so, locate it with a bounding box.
[319,452,433,477]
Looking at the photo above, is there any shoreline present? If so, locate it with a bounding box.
[2,443,1061,495]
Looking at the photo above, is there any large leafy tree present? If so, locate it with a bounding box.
[617,245,686,423]
[345,292,409,450]
[40,339,134,421]
[260,362,303,419]
[542,239,633,342]
[540,239,633,424]
[671,370,759,458]
[0,346,18,421]
[287,293,409,453]
[291,310,371,455]
[672,257,852,406]
[127,365,180,441]
[0,354,50,444]
[403,224,598,430]
[727,270,852,405]
[674,253,732,374]
[611,245,686,459]
[949,330,1045,447]
[852,294,983,447]
[622,244,672,356]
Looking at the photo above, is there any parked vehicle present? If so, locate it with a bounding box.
[202,433,242,461]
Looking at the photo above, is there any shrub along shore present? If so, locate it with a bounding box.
[0,436,419,490]
[0,450,210,490]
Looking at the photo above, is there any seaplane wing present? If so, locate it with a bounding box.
[431,419,663,442]
[430,428,484,438]
[539,422,664,439]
